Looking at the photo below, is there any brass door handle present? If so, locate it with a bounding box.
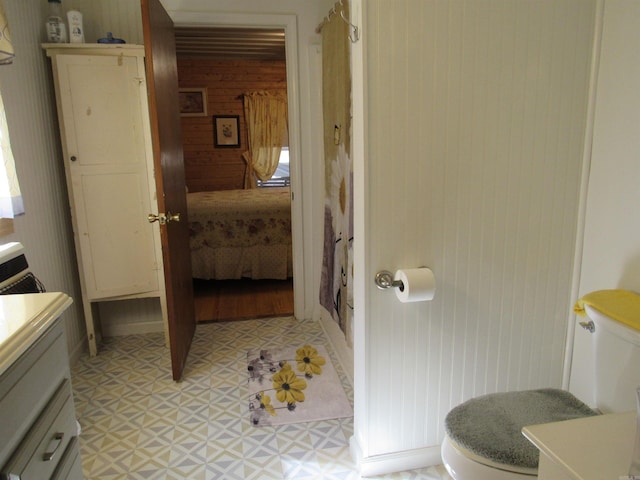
[148,212,180,225]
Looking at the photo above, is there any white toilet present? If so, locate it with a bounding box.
[441,302,640,480]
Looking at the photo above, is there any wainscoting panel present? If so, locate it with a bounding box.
[359,0,596,458]
[0,1,87,359]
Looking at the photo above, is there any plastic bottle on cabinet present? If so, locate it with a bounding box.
[46,0,67,43]
[67,9,84,43]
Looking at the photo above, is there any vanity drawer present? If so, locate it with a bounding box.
[1,379,77,479]
[0,321,68,464]
[51,437,82,480]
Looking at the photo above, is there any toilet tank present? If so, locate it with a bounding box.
[587,304,640,413]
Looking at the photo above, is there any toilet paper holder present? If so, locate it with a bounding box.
[375,270,404,291]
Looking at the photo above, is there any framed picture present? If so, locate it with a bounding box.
[213,115,241,148]
[178,88,207,117]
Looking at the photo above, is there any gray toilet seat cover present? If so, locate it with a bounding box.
[444,388,597,469]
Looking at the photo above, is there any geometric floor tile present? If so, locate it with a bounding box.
[71,316,452,480]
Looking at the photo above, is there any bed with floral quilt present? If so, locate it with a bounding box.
[187,187,293,280]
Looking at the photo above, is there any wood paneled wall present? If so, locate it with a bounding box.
[177,59,287,192]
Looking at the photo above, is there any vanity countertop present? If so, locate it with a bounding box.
[0,292,73,377]
[523,411,637,480]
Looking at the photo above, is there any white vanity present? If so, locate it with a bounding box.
[523,411,637,480]
[0,292,82,479]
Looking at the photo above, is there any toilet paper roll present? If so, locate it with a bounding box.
[394,268,436,303]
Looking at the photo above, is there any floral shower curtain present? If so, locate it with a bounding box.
[319,0,354,345]
[242,91,288,189]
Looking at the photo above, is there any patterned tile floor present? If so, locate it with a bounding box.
[71,316,452,479]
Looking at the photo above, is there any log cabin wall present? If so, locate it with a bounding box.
[177,59,287,192]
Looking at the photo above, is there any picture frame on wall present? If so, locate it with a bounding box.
[213,115,241,148]
[178,88,208,117]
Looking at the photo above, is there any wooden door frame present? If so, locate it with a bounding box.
[167,11,305,319]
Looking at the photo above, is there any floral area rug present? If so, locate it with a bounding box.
[247,344,352,426]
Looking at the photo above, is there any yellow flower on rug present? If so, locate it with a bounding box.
[247,344,351,426]
[272,363,307,404]
[296,345,326,377]
[258,391,276,416]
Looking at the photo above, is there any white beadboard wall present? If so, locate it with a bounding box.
[356,0,596,463]
[66,0,144,45]
[0,0,86,358]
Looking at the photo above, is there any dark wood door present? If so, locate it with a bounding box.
[141,0,195,381]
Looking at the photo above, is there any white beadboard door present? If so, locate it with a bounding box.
[352,0,597,469]
[53,53,161,300]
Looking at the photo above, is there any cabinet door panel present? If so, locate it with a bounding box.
[80,172,158,296]
[55,54,159,299]
[64,59,144,167]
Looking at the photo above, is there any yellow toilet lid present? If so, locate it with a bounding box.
[574,289,640,332]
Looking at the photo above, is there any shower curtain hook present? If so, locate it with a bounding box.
[340,9,360,43]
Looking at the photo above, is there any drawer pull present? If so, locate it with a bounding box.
[43,432,64,461]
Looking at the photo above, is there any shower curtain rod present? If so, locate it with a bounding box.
[315,0,360,43]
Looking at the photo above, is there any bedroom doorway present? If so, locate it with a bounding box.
[174,25,298,322]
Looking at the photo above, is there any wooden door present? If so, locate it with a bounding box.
[141,0,195,381]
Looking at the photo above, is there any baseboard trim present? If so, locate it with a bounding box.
[318,310,354,385]
[350,435,443,477]
[69,336,86,366]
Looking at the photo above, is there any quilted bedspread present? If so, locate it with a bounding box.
[187,187,292,280]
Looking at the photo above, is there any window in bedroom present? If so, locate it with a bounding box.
[0,1,23,237]
[0,92,23,237]
[257,147,290,187]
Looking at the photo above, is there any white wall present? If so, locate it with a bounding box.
[62,0,145,44]
[569,0,640,405]
[352,0,597,474]
[0,1,86,359]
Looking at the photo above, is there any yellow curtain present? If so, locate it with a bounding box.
[0,0,14,65]
[242,91,288,187]
[241,151,256,189]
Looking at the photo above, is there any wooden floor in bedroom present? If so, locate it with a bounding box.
[193,278,294,322]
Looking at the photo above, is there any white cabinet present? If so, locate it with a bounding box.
[44,44,167,356]
[523,411,637,480]
[0,293,81,480]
